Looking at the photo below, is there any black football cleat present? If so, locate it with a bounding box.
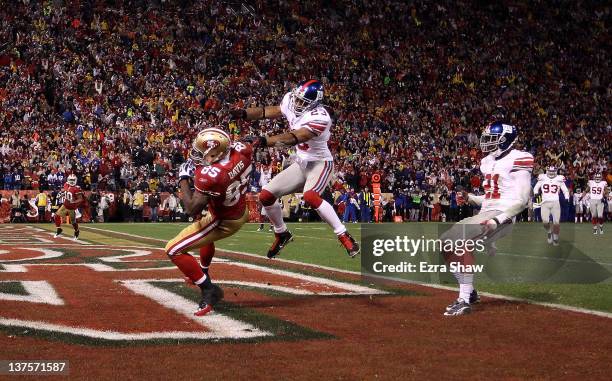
[195,282,224,317]
[446,290,479,312]
[267,230,294,258]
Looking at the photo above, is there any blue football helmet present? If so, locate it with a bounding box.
[546,165,557,179]
[479,122,517,157]
[288,79,324,116]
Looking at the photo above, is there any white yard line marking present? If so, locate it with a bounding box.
[0,248,65,262]
[0,318,269,341]
[222,261,387,295]
[32,225,612,319]
[0,264,28,272]
[0,280,64,305]
[119,279,271,339]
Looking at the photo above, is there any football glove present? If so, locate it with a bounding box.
[178,160,195,181]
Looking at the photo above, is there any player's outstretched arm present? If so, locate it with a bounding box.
[263,127,315,147]
[230,106,282,121]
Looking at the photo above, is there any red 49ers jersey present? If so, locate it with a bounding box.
[62,183,84,210]
[194,142,253,220]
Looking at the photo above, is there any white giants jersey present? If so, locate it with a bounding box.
[480,149,534,212]
[534,174,569,202]
[588,180,607,201]
[280,92,333,161]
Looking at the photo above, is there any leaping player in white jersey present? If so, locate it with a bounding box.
[583,173,608,235]
[441,122,533,316]
[231,79,359,258]
[533,166,569,245]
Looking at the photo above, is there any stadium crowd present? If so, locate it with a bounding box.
[0,0,610,222]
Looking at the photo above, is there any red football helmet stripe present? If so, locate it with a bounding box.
[301,79,317,90]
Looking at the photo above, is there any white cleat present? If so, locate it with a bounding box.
[53,228,63,238]
[547,233,553,244]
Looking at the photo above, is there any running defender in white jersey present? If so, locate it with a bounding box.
[584,173,608,234]
[441,122,533,316]
[533,166,569,245]
[230,79,359,258]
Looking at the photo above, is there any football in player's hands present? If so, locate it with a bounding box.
[178,160,195,181]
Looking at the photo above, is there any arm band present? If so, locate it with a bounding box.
[289,132,299,145]
[262,106,266,118]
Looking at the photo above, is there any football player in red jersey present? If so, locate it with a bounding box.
[165,127,253,316]
[53,174,84,240]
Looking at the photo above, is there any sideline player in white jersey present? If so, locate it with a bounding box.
[231,79,359,258]
[533,166,569,245]
[441,122,533,316]
[583,173,608,234]
[573,188,584,223]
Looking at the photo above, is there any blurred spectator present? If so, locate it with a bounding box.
[163,191,179,222]
[34,190,49,222]
[120,189,133,222]
[98,193,111,222]
[133,190,144,222]
[148,191,160,222]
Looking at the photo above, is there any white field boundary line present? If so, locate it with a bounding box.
[76,225,612,319]
[363,274,612,319]
[0,279,270,341]
[0,225,90,246]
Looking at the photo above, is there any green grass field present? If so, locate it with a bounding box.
[52,221,612,313]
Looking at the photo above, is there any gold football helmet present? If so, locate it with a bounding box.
[189,128,231,166]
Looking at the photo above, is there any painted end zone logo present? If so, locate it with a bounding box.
[0,226,387,345]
